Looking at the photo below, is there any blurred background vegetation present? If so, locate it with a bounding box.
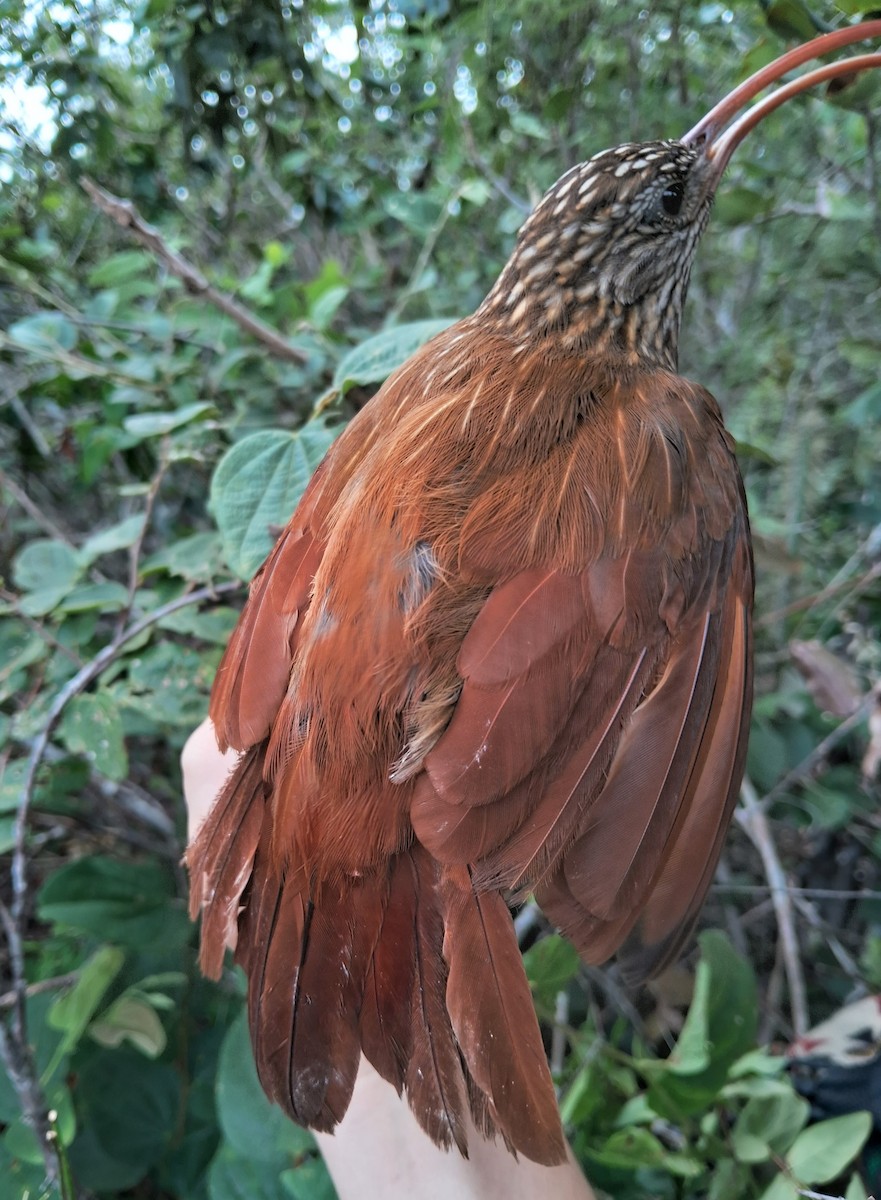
[1,1,881,1196]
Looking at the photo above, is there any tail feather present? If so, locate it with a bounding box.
[359,855,416,1092]
[442,866,567,1165]
[186,744,266,979]
[404,846,471,1156]
[190,817,564,1162]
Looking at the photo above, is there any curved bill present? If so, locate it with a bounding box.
[683,21,881,178]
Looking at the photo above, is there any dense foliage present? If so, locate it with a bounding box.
[2,1,881,1197]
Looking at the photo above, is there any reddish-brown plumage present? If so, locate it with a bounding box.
[187,26,881,1167]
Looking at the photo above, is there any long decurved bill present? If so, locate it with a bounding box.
[683,21,881,179]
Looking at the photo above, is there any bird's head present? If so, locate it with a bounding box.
[481,22,881,370]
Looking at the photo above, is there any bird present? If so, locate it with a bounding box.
[187,24,881,1168]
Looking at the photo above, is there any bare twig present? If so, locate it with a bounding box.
[0,904,58,1183]
[551,990,569,1078]
[792,894,863,984]
[713,884,881,901]
[759,693,875,810]
[0,466,75,546]
[385,188,465,325]
[755,561,881,629]
[736,777,809,1037]
[461,122,531,214]
[0,589,83,666]
[712,855,751,959]
[80,178,308,365]
[115,442,170,637]
[0,973,80,1011]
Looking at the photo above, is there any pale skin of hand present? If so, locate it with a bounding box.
[182,717,596,1200]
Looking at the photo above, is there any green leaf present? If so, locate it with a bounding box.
[758,1176,799,1200]
[3,1083,76,1163]
[786,1111,872,1185]
[58,692,128,781]
[216,1009,314,1162]
[0,995,70,1124]
[142,530,225,582]
[80,514,146,564]
[509,110,550,139]
[332,319,456,391]
[123,401,215,438]
[846,1173,869,1200]
[87,250,154,286]
[48,945,125,1060]
[458,178,492,206]
[731,1091,809,1163]
[282,1157,337,1200]
[37,855,188,949]
[523,934,580,1010]
[56,581,130,614]
[90,994,167,1057]
[715,186,771,226]
[75,1048,181,1180]
[0,1140,46,1195]
[210,422,338,579]
[0,627,46,702]
[12,539,83,614]
[157,604,239,645]
[0,759,26,814]
[309,283,349,331]
[586,1126,702,1177]
[762,0,822,42]
[208,1142,291,1200]
[650,932,758,1115]
[7,311,78,351]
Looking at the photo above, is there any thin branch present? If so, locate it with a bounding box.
[0,589,83,666]
[0,466,75,546]
[80,177,308,365]
[385,188,464,325]
[4,579,240,1171]
[0,973,80,1011]
[0,1028,58,1182]
[712,884,881,901]
[736,776,809,1037]
[115,442,170,638]
[551,990,569,1078]
[461,121,531,214]
[755,561,881,629]
[759,693,875,810]
[792,894,863,984]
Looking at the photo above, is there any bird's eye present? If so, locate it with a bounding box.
[660,181,685,217]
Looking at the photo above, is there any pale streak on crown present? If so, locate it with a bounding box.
[479,140,708,371]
